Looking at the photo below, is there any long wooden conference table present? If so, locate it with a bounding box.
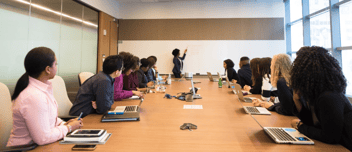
[33,79,348,151]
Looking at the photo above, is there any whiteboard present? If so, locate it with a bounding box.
[118,40,286,75]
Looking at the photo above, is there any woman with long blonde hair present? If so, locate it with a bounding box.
[253,54,294,116]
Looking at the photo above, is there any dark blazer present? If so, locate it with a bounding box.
[137,69,149,88]
[225,68,240,83]
[268,78,294,116]
[237,64,252,88]
[172,54,186,74]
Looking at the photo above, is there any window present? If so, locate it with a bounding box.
[340,1,352,46]
[342,50,352,95]
[290,0,302,21]
[310,12,331,49]
[309,0,329,14]
[291,21,303,52]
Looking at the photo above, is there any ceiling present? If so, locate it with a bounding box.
[115,0,283,3]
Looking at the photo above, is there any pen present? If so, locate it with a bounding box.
[77,112,83,120]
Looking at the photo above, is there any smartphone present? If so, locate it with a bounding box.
[72,145,96,151]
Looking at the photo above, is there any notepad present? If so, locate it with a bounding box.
[183,105,203,109]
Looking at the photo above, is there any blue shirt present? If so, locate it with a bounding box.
[69,71,115,117]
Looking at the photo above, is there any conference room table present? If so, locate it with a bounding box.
[32,78,348,152]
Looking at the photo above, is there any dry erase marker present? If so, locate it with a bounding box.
[77,112,83,120]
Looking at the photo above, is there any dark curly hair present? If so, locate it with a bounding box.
[224,59,235,69]
[250,58,261,86]
[119,52,137,74]
[172,49,180,57]
[290,46,346,104]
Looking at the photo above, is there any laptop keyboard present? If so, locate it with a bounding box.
[246,107,260,113]
[267,128,296,142]
[125,106,137,112]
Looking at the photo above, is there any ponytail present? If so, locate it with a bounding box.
[12,73,30,100]
[12,47,56,100]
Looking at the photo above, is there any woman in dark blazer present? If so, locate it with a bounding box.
[172,48,187,78]
[223,59,240,84]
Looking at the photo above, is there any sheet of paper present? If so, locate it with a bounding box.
[183,105,203,109]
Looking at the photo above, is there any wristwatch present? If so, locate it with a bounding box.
[67,124,72,132]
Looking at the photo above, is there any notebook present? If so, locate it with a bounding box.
[102,99,143,122]
[232,83,271,115]
[251,115,314,144]
[207,72,219,82]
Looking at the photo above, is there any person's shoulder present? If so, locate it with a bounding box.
[16,85,46,105]
[277,77,286,85]
[316,91,348,107]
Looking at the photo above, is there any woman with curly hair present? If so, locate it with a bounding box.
[253,54,294,116]
[114,52,144,101]
[290,46,352,151]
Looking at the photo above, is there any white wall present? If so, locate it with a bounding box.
[80,0,121,18]
[117,1,286,74]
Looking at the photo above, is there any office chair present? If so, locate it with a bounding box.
[78,72,94,86]
[0,82,37,151]
[50,76,75,121]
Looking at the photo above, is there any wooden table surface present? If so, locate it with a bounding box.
[33,79,348,152]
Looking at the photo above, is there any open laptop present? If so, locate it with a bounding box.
[101,99,144,122]
[232,83,271,115]
[207,72,219,82]
[251,115,314,144]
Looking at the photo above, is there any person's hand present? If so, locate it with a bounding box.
[64,117,84,125]
[184,49,188,54]
[262,102,274,109]
[243,85,251,91]
[291,119,302,129]
[147,81,154,87]
[252,99,263,107]
[133,91,144,98]
[232,79,237,84]
[162,75,168,80]
[91,101,97,109]
[180,74,183,78]
[67,119,83,131]
[270,96,276,102]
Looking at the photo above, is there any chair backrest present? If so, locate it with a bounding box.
[78,72,94,86]
[50,76,73,117]
[0,82,13,149]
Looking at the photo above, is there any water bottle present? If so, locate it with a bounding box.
[218,78,222,88]
[167,73,172,84]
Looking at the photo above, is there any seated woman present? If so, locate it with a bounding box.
[123,56,139,91]
[137,58,154,88]
[114,52,143,101]
[290,46,352,151]
[253,54,294,116]
[7,47,82,146]
[223,59,240,84]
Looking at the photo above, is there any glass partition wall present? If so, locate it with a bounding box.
[0,0,98,94]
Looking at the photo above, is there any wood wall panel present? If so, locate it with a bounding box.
[97,12,117,73]
[119,18,284,40]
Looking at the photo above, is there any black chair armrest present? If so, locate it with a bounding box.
[59,116,77,122]
[1,143,38,152]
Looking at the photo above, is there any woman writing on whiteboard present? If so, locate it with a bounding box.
[172,48,187,78]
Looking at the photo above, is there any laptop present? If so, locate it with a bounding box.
[101,99,143,122]
[251,115,314,144]
[232,83,271,115]
[224,77,233,88]
[207,72,219,82]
